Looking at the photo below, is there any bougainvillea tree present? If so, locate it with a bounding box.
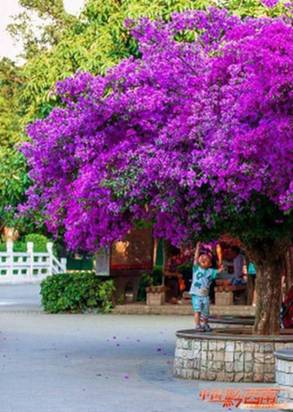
[22,7,292,334]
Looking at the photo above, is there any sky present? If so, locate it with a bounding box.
[0,0,85,61]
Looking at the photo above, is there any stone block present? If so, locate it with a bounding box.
[208,360,216,371]
[265,353,275,364]
[182,339,192,350]
[234,351,244,363]
[193,370,200,379]
[255,343,265,353]
[215,371,226,381]
[235,361,244,373]
[183,360,193,369]
[244,352,253,362]
[175,348,183,357]
[234,372,244,382]
[244,372,254,382]
[226,342,235,352]
[264,363,274,374]
[276,371,287,386]
[201,341,208,351]
[206,371,217,381]
[200,370,207,380]
[263,373,275,383]
[225,362,234,372]
[275,343,287,351]
[244,342,254,352]
[176,339,183,349]
[225,373,235,382]
[285,374,293,386]
[192,341,201,352]
[187,350,194,360]
[225,352,234,362]
[263,343,274,353]
[254,363,265,374]
[217,341,225,351]
[193,359,200,369]
[208,351,214,361]
[200,358,207,368]
[235,342,244,352]
[214,351,225,362]
[254,373,264,382]
[201,350,207,361]
[181,369,194,379]
[209,342,217,351]
[216,361,225,371]
[244,362,253,372]
[254,352,265,363]
[277,359,285,371]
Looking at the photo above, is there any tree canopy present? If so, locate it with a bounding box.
[0,0,288,229]
[22,8,292,253]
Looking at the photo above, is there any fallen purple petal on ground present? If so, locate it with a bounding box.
[124,375,129,379]
[116,343,120,347]
[157,348,162,352]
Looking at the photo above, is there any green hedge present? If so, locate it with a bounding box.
[40,272,115,313]
[24,234,50,252]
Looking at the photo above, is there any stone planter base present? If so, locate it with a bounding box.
[174,328,293,383]
[146,286,165,306]
[275,349,293,402]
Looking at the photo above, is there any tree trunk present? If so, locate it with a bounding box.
[247,238,292,335]
[253,258,282,335]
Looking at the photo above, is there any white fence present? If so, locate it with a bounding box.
[0,241,67,284]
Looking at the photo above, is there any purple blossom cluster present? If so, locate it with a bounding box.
[261,0,280,7]
[22,8,293,251]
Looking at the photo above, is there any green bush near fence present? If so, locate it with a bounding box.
[24,234,50,252]
[40,272,115,313]
[0,233,55,253]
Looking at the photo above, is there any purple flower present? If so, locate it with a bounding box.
[21,9,292,254]
[261,0,279,7]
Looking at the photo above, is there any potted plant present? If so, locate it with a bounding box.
[145,266,165,306]
[1,206,20,241]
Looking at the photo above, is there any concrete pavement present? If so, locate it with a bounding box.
[0,285,278,412]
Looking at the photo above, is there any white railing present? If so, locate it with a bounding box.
[0,241,67,284]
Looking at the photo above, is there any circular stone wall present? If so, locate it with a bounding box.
[275,349,293,402]
[174,329,293,383]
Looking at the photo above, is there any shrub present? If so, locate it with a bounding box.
[40,272,115,313]
[24,233,50,252]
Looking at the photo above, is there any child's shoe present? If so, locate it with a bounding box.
[194,325,205,332]
[203,323,212,332]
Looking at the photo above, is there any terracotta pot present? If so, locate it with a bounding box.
[2,227,19,241]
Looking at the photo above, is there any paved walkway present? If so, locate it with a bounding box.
[0,285,278,412]
[0,284,42,312]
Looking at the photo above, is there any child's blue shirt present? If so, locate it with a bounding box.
[189,264,217,296]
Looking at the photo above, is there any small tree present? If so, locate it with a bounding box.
[23,8,292,334]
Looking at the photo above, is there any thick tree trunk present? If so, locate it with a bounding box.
[253,259,282,335]
[247,239,290,335]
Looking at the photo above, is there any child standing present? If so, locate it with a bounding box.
[190,241,221,332]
